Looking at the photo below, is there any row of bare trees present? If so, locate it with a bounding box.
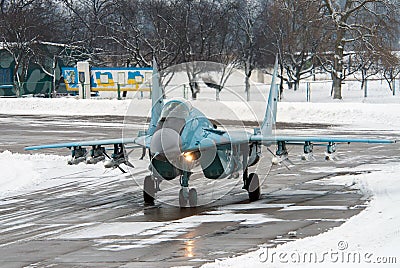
[0,0,399,99]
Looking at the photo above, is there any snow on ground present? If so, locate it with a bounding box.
[0,151,117,199]
[202,162,400,267]
[1,84,400,266]
[1,97,400,131]
[0,151,41,198]
[1,150,400,267]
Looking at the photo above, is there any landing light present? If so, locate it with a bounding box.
[183,152,194,162]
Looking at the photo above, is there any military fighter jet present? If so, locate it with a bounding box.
[25,58,396,207]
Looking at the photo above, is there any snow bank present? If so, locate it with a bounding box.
[0,151,40,197]
[202,162,400,267]
[0,98,142,117]
[0,151,62,198]
[0,151,109,199]
[276,102,400,130]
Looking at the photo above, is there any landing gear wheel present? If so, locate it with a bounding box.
[179,188,188,207]
[188,188,197,207]
[143,175,155,205]
[247,173,261,202]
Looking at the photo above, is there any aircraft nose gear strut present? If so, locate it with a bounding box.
[179,171,197,207]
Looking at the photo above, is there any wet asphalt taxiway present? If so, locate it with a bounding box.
[0,114,399,267]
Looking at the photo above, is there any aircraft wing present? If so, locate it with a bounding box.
[177,126,396,154]
[25,137,139,151]
[133,135,152,148]
[250,135,396,144]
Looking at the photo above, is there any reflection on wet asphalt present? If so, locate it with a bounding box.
[0,114,399,267]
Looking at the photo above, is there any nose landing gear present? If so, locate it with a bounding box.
[178,171,197,208]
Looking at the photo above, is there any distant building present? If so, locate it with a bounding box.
[0,41,97,97]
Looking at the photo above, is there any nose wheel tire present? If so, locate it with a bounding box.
[143,175,156,205]
[179,188,188,207]
[188,188,198,207]
[247,173,261,202]
[179,188,198,208]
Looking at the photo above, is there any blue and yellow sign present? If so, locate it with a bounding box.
[62,67,152,92]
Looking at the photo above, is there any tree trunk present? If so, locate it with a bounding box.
[294,80,299,91]
[287,81,293,90]
[244,55,253,101]
[15,73,21,97]
[332,74,342,99]
[245,75,250,101]
[332,30,345,99]
[360,69,365,91]
[189,82,198,100]
[52,56,57,98]
[279,62,284,100]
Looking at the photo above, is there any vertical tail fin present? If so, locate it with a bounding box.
[261,56,279,137]
[147,58,164,135]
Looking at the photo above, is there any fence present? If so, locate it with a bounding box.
[285,78,399,102]
[1,78,398,102]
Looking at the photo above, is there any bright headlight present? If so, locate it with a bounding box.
[183,152,194,162]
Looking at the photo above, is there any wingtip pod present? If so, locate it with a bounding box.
[261,55,279,137]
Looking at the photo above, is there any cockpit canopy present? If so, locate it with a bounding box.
[161,100,191,120]
[157,100,192,134]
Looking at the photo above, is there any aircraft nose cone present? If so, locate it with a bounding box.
[150,128,182,160]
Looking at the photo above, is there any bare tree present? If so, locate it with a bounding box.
[318,0,400,99]
[265,0,324,92]
[59,0,116,64]
[380,50,400,93]
[0,0,58,96]
[231,0,266,101]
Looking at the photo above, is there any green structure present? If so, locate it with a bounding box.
[0,44,66,97]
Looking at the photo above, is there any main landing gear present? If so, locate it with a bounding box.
[243,169,261,202]
[142,171,198,208]
[143,175,156,205]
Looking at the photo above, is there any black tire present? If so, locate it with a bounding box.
[247,173,261,202]
[188,188,198,207]
[143,175,155,205]
[179,188,188,207]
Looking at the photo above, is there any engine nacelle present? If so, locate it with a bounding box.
[201,150,235,179]
[151,158,180,180]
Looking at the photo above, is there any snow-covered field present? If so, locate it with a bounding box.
[1,97,400,131]
[0,151,109,199]
[1,84,400,267]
